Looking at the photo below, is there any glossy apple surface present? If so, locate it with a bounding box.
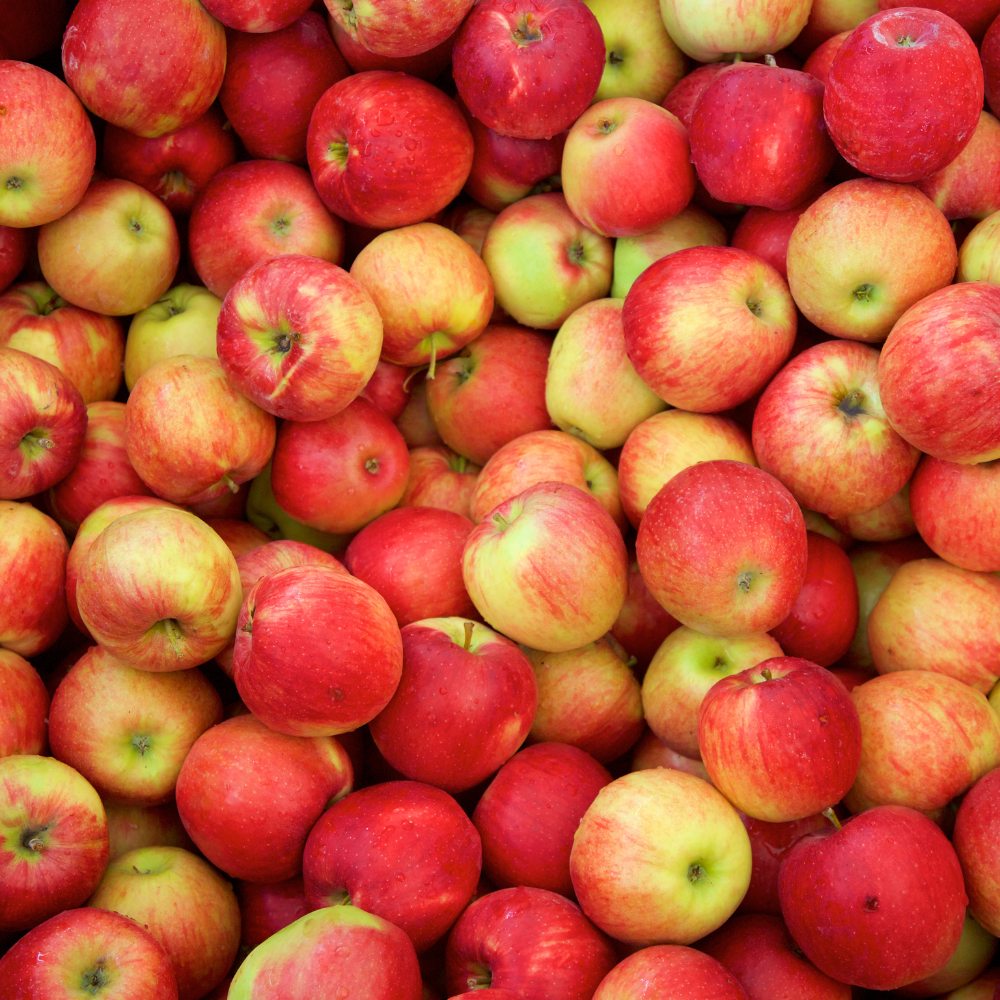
[400,446,481,519]
[0,650,48,756]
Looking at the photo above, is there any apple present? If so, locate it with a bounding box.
[369,617,538,793]
[175,713,352,883]
[201,0,311,30]
[592,946,749,1000]
[326,0,471,56]
[445,886,616,999]
[778,806,967,990]
[395,373,444,449]
[867,558,1000,693]
[823,8,983,182]
[327,16,456,78]
[76,505,242,672]
[954,768,1000,937]
[622,245,797,412]
[0,500,69,657]
[661,63,728,127]
[104,801,196,862]
[641,628,782,760]
[0,61,96,228]
[125,284,222,390]
[359,359,411,421]
[636,461,808,637]
[189,159,346,299]
[801,28,850,82]
[879,281,1000,464]
[610,554,681,673]
[829,482,915,542]
[986,13,1000,114]
[303,780,481,952]
[629,728,711,781]
[481,193,614,330]
[400,446,481,519]
[219,12,349,164]
[786,179,957,342]
[38,178,180,316]
[0,907,179,1000]
[270,398,411,533]
[0,226,31,293]
[525,638,644,764]
[570,768,752,944]
[350,223,493,372]
[237,876,309,954]
[0,649,48,756]
[0,281,124,403]
[307,71,474,230]
[229,904,423,1000]
[845,671,1000,815]
[62,0,226,138]
[618,410,757,529]
[87,846,241,1000]
[233,564,403,736]
[0,345,87,500]
[0,754,108,933]
[791,0,877,58]
[698,657,862,823]
[217,253,382,421]
[48,646,221,806]
[452,0,605,140]
[958,210,1000,282]
[730,190,827,282]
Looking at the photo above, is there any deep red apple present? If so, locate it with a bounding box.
[0,227,31,294]
[0,650,48,756]
[609,554,681,673]
[237,876,310,954]
[592,946,748,1000]
[730,190,826,281]
[359,359,411,421]
[327,16,456,79]
[953,767,1000,937]
[200,0,311,31]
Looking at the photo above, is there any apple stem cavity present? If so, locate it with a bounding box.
[760,667,773,681]
[511,14,542,46]
[737,570,754,594]
[687,862,707,883]
[427,339,438,380]
[328,140,350,169]
[822,806,843,830]
[20,828,46,853]
[492,511,510,531]
[81,961,108,994]
[328,888,351,906]
[158,617,183,655]
[463,620,475,651]
[21,429,55,451]
[466,964,493,990]
[339,0,357,29]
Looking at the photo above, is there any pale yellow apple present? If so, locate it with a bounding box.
[958,210,1000,283]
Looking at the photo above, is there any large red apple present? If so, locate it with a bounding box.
[326,0,472,57]
[954,768,1000,936]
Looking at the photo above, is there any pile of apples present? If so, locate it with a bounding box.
[3,0,1000,997]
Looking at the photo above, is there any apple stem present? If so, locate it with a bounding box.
[427,340,438,380]
[764,53,777,67]
[761,668,772,681]
[402,365,427,391]
[492,512,510,530]
[223,474,239,494]
[822,806,842,830]
[464,620,475,651]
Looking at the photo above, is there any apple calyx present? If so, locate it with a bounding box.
[5,176,22,191]
[597,117,617,135]
[567,239,586,266]
[81,961,110,995]
[608,50,624,67]
[737,570,755,594]
[746,297,763,317]
[131,734,152,756]
[852,282,875,302]
[365,457,380,474]
[837,389,868,418]
[764,54,777,67]
[687,862,707,883]
[128,217,144,236]
[511,14,543,47]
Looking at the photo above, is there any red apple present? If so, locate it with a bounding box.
[0,62,96,228]
[237,876,310,953]
[593,946,749,1000]
[985,13,1000,115]
[217,253,383,421]
[395,373,444,449]
[954,768,1000,936]
[62,0,227,139]
[452,0,605,141]
[369,618,538,793]
[303,781,481,952]
[0,649,47,756]
[104,801,196,862]
[400,446,481,519]
[0,226,31,293]
[609,555,681,672]
[359,359,411,421]
[102,107,239,216]
[201,0,311,31]
[189,159,345,298]
[801,29,849,84]
[203,518,271,560]
[630,728,711,781]
[730,192,826,281]
[307,71,474,230]
[328,16,456,78]
[326,0,471,56]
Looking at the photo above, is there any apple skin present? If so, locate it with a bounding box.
[791,0,876,59]
[730,191,826,282]
[823,8,983,183]
[237,876,309,954]
[38,177,180,317]
[217,253,383,422]
[618,409,757,529]
[630,728,711,781]
[464,480,628,653]
[350,223,493,370]
[879,281,1000,464]
[452,0,605,141]
[0,500,69,658]
[593,946,749,1000]
[62,0,226,139]
[867,558,1000,693]
[769,531,859,667]
[472,743,611,897]
[569,768,752,945]
[0,754,109,933]
[201,0,311,31]
[958,210,1000,283]
[220,13,349,165]
[698,657,862,823]
[49,646,223,806]
[801,29,850,84]
[0,346,87,500]
[359,359,411,421]
[48,401,154,534]
[0,907,180,1000]
[778,806,967,990]
[445,886,617,999]
[307,71,474,230]
[270,397,411,534]
[470,429,624,530]
[845,671,1000,815]
[0,281,124,403]
[395,373,444,449]
[399,446,480,519]
[369,618,538,793]
[636,461,808,638]
[175,713,352,883]
[344,507,476,627]
[0,62,96,229]
[752,339,920,519]
[786,179,958,343]
[87,846,241,1000]
[76,506,243,672]
[986,14,1000,115]
[327,15,456,78]
[954,768,1000,937]
[0,649,48,756]
[201,518,270,560]
[325,0,471,57]
[830,482,915,543]
[610,555,681,672]
[622,245,797,413]
[228,904,423,1000]
[910,456,1000,571]
[481,192,614,331]
[690,63,835,212]
[102,107,238,217]
[0,226,31,293]
[303,780,482,953]
[189,160,345,300]
[104,801,196,862]
[641,627,782,760]
[234,565,402,737]
[562,99,695,239]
